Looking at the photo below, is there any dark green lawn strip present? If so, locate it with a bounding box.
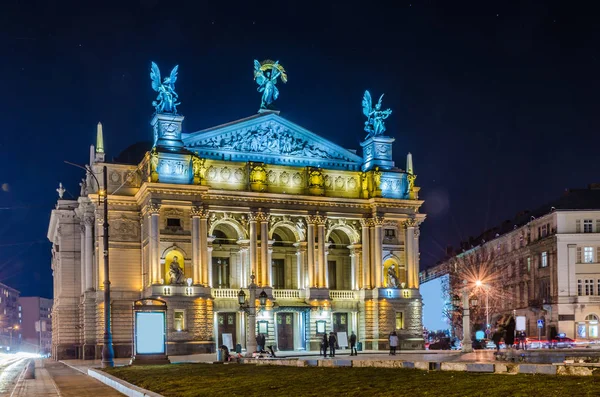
[104,363,600,397]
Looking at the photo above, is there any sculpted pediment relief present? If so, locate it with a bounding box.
[183,113,363,169]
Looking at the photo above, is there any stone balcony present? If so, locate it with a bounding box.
[148,285,417,301]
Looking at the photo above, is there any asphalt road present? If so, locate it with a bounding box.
[0,354,29,397]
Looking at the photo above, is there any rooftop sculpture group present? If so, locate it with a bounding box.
[362,90,392,140]
[253,60,287,110]
[150,62,180,114]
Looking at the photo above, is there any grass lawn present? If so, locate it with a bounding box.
[104,363,600,397]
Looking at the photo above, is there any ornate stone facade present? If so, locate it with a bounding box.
[48,107,425,360]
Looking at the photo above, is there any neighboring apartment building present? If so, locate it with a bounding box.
[48,71,426,360]
[0,282,21,351]
[423,185,600,340]
[19,297,53,354]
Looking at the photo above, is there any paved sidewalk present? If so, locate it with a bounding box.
[11,359,124,397]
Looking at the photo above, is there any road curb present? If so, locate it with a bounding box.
[87,368,164,397]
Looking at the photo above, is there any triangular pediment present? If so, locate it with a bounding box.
[183,112,363,170]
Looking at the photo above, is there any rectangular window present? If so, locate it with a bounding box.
[272,259,285,289]
[541,252,548,268]
[527,257,531,273]
[174,310,185,331]
[584,247,594,263]
[328,261,337,290]
[540,225,548,238]
[577,247,583,263]
[166,218,181,228]
[584,219,593,233]
[395,312,404,329]
[597,220,600,233]
[384,229,396,237]
[585,280,594,296]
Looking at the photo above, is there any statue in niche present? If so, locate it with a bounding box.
[253,60,287,109]
[169,256,185,285]
[79,178,88,196]
[362,90,392,140]
[387,265,398,288]
[150,62,180,114]
[373,167,382,190]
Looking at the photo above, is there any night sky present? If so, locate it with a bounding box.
[1,1,599,298]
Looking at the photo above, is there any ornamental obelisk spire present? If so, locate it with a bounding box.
[95,122,105,162]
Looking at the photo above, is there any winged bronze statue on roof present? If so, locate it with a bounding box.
[362,90,392,140]
[254,60,287,110]
[150,62,180,114]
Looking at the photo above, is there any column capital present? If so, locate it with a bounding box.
[360,218,373,228]
[372,216,385,226]
[191,205,209,218]
[83,215,95,227]
[307,213,327,225]
[147,201,161,215]
[403,218,418,228]
[249,209,270,223]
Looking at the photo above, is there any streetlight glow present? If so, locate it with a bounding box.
[475,280,482,287]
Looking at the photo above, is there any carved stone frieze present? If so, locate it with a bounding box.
[110,214,141,242]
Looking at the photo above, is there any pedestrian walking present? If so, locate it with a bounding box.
[321,333,328,358]
[389,331,399,355]
[492,326,503,353]
[328,332,338,358]
[256,333,265,352]
[350,331,357,356]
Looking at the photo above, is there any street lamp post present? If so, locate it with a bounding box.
[238,274,267,357]
[100,166,115,368]
[476,280,490,335]
[8,325,19,351]
[64,161,114,367]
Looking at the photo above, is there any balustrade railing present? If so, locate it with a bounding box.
[329,290,356,300]
[273,289,301,299]
[211,288,240,299]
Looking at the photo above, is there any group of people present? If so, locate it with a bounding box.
[319,331,359,357]
[491,317,528,352]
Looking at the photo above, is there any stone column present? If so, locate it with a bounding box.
[248,213,258,280]
[268,242,274,287]
[373,215,384,288]
[207,236,215,287]
[360,219,371,289]
[348,245,361,290]
[83,215,94,291]
[294,242,307,289]
[257,211,270,286]
[199,209,209,286]
[306,220,316,287]
[148,202,161,284]
[237,241,250,288]
[79,224,86,294]
[191,206,202,285]
[310,214,327,288]
[96,213,105,289]
[413,224,420,289]
[405,219,416,288]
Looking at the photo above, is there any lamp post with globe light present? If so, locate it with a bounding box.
[453,280,479,353]
[475,280,491,336]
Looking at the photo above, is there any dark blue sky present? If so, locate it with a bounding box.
[1,1,599,298]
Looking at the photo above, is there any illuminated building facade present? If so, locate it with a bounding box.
[48,85,425,360]
[422,185,600,341]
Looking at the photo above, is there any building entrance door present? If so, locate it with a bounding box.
[333,313,348,334]
[217,312,236,347]
[277,313,295,351]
